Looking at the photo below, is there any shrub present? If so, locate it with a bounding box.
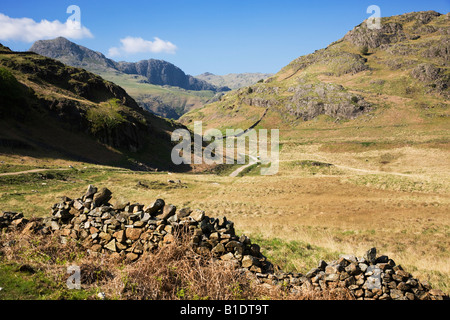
[360,46,369,55]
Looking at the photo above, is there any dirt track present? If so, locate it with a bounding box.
[0,168,70,177]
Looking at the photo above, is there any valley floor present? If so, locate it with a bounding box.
[1,132,449,294]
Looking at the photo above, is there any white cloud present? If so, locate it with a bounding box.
[108,36,177,57]
[0,13,93,42]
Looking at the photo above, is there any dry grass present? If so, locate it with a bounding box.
[1,119,449,295]
[0,227,353,300]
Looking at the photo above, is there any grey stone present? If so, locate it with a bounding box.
[364,247,377,264]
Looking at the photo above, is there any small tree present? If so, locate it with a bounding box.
[360,45,369,55]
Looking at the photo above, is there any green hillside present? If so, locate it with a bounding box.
[180,11,449,136]
[0,45,188,172]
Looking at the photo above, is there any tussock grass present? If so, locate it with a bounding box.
[0,227,351,300]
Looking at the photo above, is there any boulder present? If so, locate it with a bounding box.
[93,188,112,207]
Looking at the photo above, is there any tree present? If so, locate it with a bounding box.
[360,45,369,55]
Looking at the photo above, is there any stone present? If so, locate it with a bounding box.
[225,241,243,253]
[125,228,142,241]
[429,289,445,296]
[93,188,112,207]
[339,254,357,263]
[318,260,328,270]
[211,243,226,255]
[375,255,389,264]
[21,221,41,235]
[84,185,98,199]
[90,244,102,252]
[306,268,320,278]
[358,263,368,273]
[354,289,364,298]
[325,273,340,282]
[241,255,256,268]
[126,252,139,262]
[141,212,151,222]
[161,205,176,220]
[220,252,235,261]
[250,244,261,257]
[73,199,84,211]
[104,239,116,252]
[390,289,404,300]
[345,263,360,275]
[364,247,377,265]
[113,230,126,243]
[113,201,129,211]
[145,199,165,216]
[190,209,205,222]
[397,282,410,291]
[325,265,342,274]
[405,292,415,300]
[178,207,192,218]
[133,221,146,228]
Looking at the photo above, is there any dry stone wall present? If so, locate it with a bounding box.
[1,185,448,300]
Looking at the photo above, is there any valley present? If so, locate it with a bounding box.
[0,9,449,300]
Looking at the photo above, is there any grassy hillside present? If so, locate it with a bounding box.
[180,11,449,133]
[98,70,217,119]
[0,46,188,172]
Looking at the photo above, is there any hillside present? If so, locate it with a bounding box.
[195,72,273,90]
[30,37,230,119]
[0,44,189,171]
[180,11,449,133]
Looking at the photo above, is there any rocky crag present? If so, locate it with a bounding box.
[1,185,448,300]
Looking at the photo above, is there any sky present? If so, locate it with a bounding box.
[0,0,449,75]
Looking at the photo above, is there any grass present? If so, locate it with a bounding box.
[1,227,344,300]
[247,234,339,274]
[98,71,216,119]
[0,167,123,217]
[86,98,126,134]
[0,11,449,298]
[0,135,449,297]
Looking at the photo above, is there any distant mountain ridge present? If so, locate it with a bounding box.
[30,37,230,92]
[195,72,274,90]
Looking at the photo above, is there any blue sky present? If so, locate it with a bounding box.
[1,0,449,75]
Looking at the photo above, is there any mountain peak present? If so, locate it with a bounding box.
[200,72,215,76]
[29,38,230,92]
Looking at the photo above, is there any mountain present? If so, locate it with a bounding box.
[29,37,230,119]
[29,37,117,73]
[30,37,229,92]
[115,60,230,92]
[180,11,449,131]
[0,43,190,171]
[195,72,274,90]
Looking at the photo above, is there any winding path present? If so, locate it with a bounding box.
[229,154,259,177]
[0,168,70,177]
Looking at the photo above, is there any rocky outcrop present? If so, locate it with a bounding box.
[344,11,442,49]
[285,82,371,121]
[344,22,407,49]
[411,63,449,97]
[30,37,117,71]
[116,59,230,92]
[1,185,448,300]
